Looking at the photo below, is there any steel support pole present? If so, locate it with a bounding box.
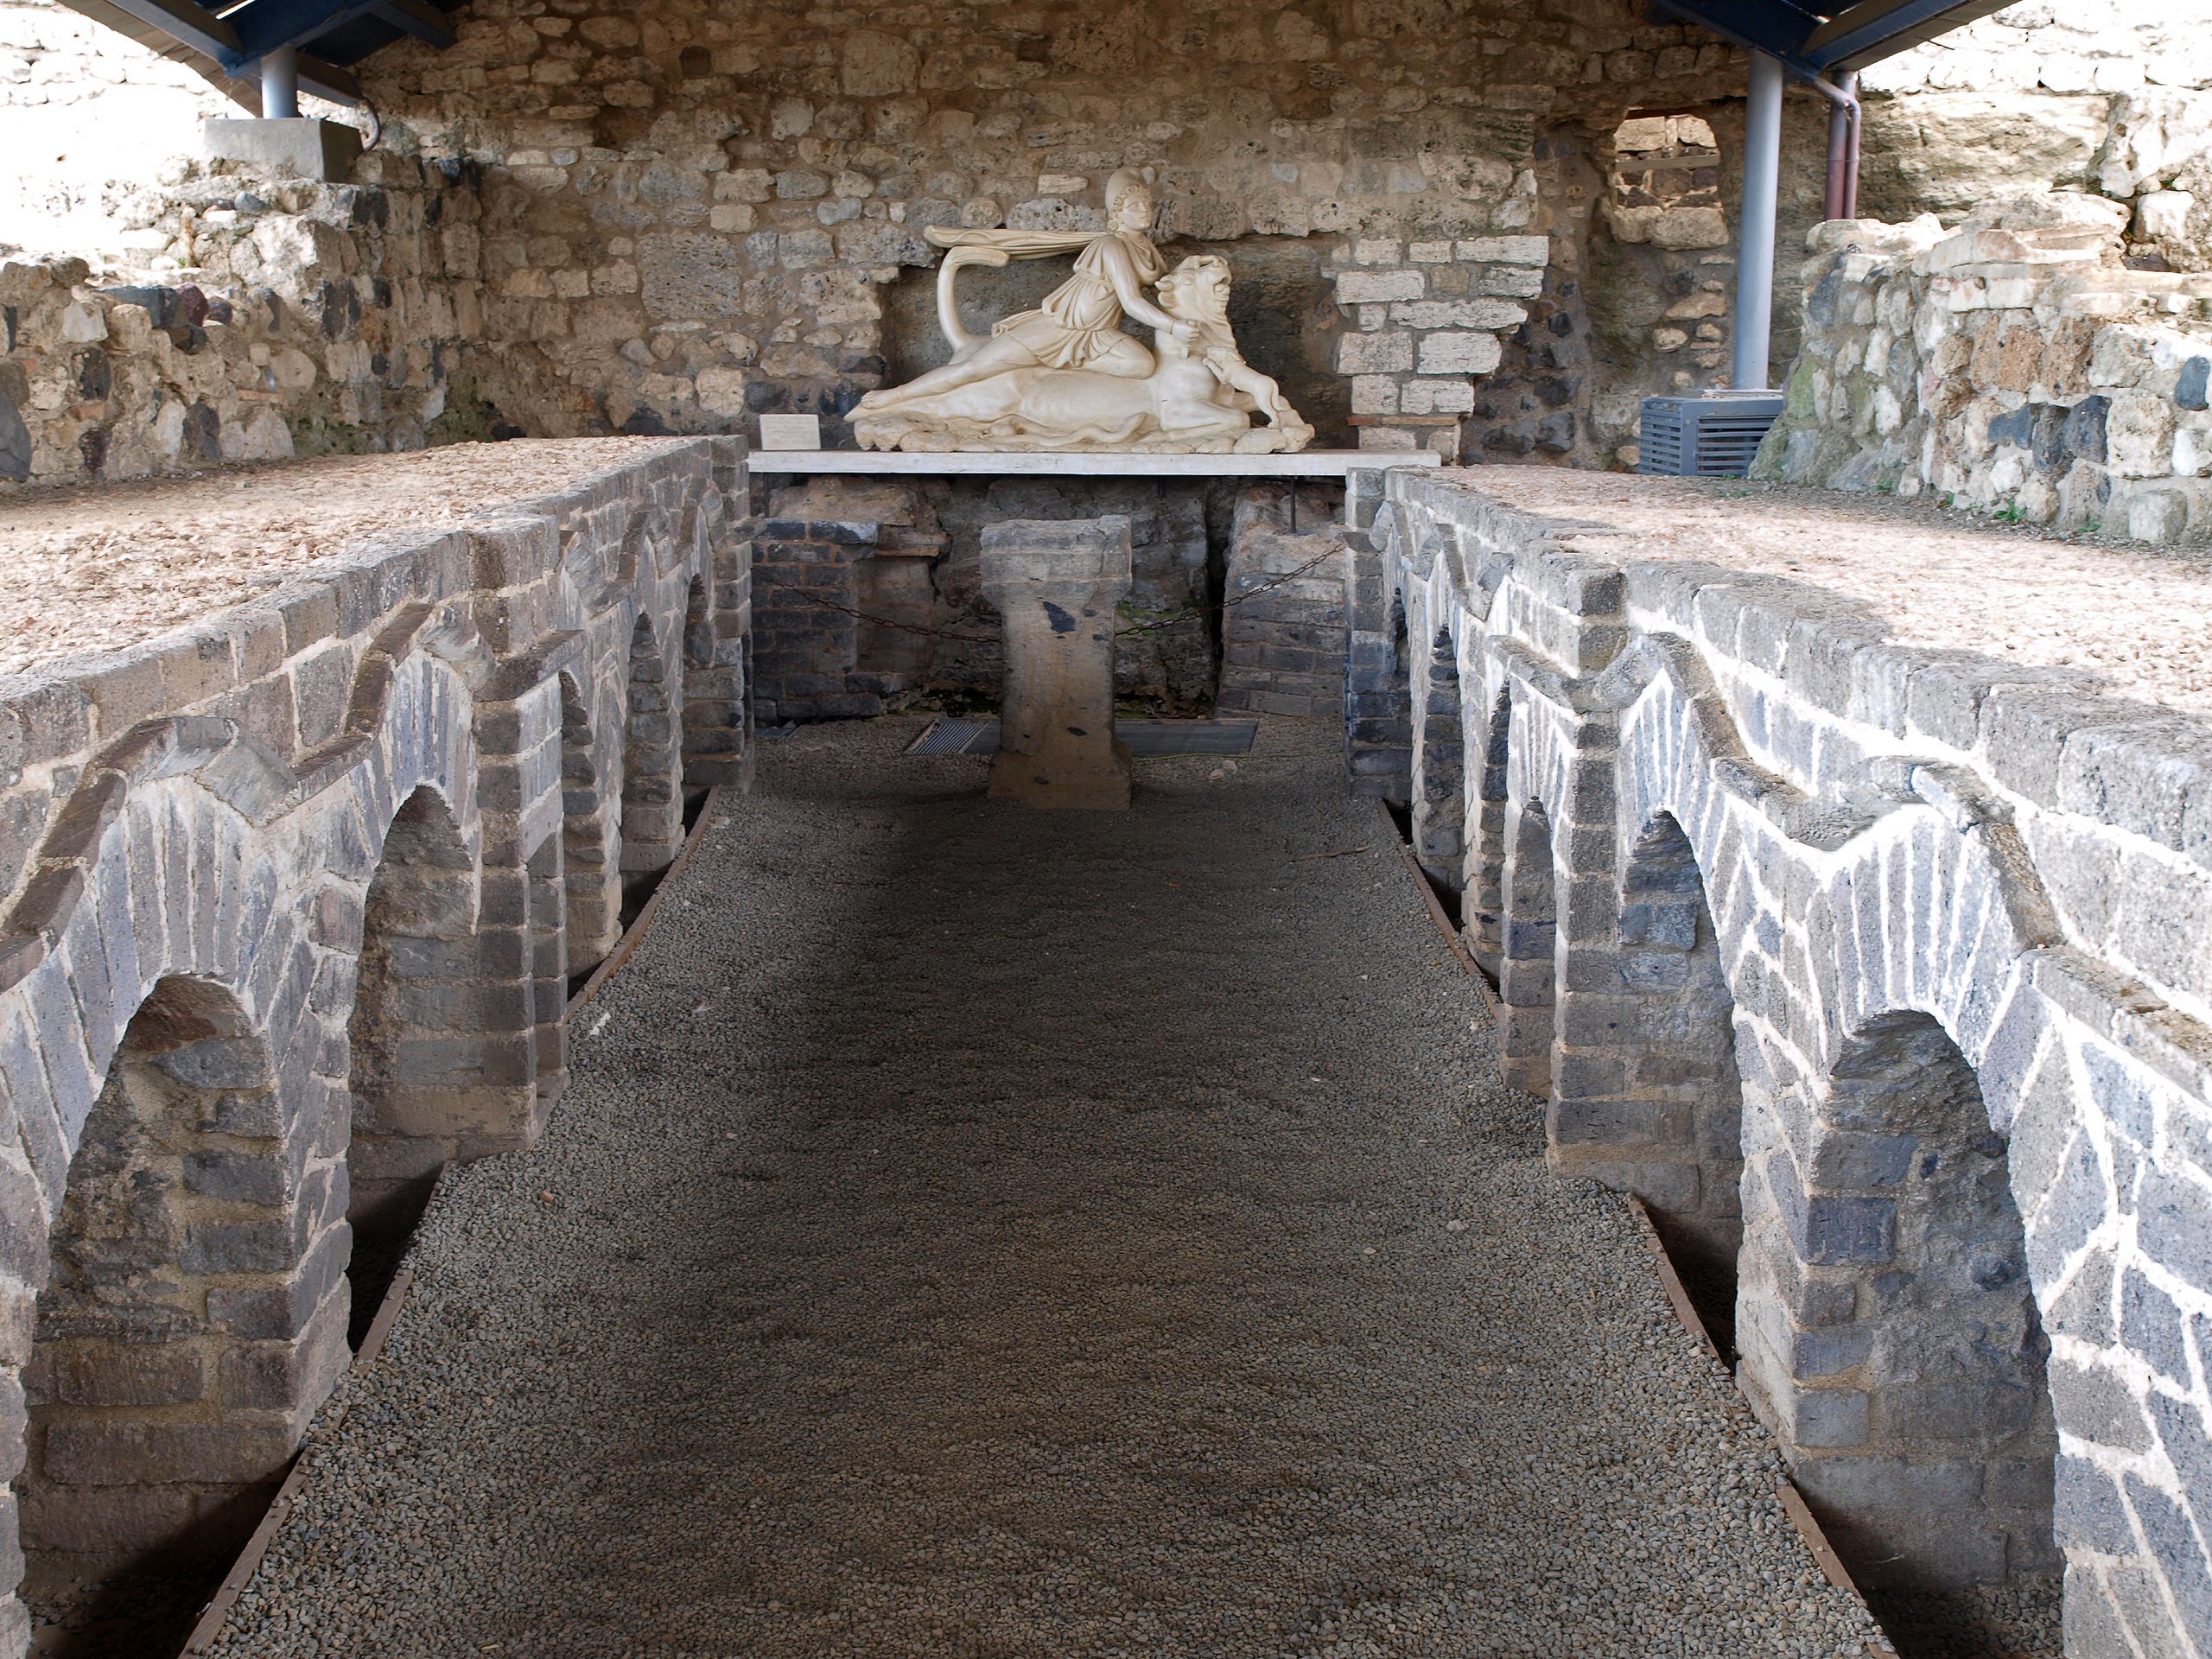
[261,45,300,119]
[1733,49,1783,391]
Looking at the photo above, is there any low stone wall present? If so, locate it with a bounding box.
[1216,486,1347,722]
[0,437,750,1644]
[1754,195,2212,543]
[1351,467,2212,1656]
[1,151,488,487]
[747,475,1233,721]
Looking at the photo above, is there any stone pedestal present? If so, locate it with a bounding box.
[980,516,1133,810]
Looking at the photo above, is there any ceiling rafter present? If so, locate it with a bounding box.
[1645,0,2012,81]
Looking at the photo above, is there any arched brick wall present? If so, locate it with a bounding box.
[1355,466,2212,1657]
[0,438,752,1653]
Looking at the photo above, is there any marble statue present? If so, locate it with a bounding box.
[850,168,1314,454]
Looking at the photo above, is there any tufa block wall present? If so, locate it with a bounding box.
[0,155,491,487]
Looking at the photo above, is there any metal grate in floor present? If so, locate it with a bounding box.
[904,717,1261,758]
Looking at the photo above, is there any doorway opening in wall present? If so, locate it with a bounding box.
[1588,109,1734,460]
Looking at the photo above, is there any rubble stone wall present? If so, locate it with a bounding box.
[0,153,492,487]
[1350,467,2212,1656]
[1755,200,2212,544]
[0,437,750,1645]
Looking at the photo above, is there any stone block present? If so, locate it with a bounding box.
[1334,269,1425,304]
[1419,333,1503,375]
[1338,333,1414,375]
[200,118,362,183]
[979,517,1133,811]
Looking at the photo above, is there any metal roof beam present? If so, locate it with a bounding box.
[296,50,360,102]
[369,0,453,48]
[225,0,386,66]
[1643,0,1827,76]
[88,0,239,62]
[1805,0,2015,69]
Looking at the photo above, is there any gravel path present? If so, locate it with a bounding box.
[204,718,1891,1659]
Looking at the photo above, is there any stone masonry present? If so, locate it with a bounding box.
[1216,485,1348,724]
[1756,194,2212,543]
[1350,464,2212,1656]
[0,436,752,1643]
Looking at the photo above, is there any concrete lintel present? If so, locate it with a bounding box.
[749,448,1442,480]
[200,118,362,183]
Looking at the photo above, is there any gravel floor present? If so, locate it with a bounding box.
[202,717,1892,1659]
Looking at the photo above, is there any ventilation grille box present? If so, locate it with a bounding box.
[1638,391,1785,478]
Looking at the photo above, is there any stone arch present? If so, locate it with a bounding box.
[1560,810,1746,1341]
[1466,687,1512,976]
[1409,626,1466,893]
[19,974,345,1634]
[1499,798,1558,1098]
[344,785,486,1292]
[680,571,747,781]
[619,610,684,880]
[557,671,621,972]
[1739,1008,2059,1601]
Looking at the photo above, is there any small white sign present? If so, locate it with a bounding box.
[758,413,822,451]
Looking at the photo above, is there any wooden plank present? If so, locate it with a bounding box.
[1777,1477,1864,1596]
[1624,1194,1722,1363]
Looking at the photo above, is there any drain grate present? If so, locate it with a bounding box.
[905,717,1260,758]
[905,716,996,756]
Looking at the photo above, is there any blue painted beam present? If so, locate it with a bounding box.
[1803,0,2015,70]
[90,0,238,64]
[1643,0,1827,73]
[371,0,454,49]
[224,0,440,67]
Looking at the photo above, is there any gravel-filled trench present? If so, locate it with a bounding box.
[204,718,1891,1659]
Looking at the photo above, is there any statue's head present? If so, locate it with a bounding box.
[1157,255,1232,325]
[1106,166,1157,232]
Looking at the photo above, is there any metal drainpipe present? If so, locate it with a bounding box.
[1815,70,1863,221]
[1732,49,1784,391]
[1841,72,1862,217]
[262,45,301,120]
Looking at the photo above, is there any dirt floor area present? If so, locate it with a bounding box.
[0,437,684,676]
[187,719,1916,1659]
[1447,467,2212,716]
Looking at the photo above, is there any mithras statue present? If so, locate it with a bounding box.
[850,168,1314,454]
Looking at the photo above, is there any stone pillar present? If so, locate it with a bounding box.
[980,517,1133,810]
